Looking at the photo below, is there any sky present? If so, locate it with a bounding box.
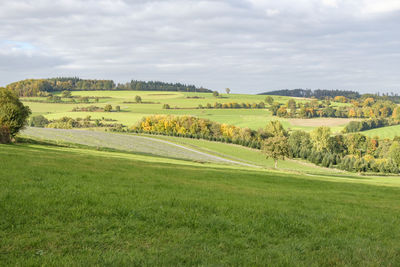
[0,0,399,94]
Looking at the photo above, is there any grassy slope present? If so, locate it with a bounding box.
[363,124,400,139]
[1,143,400,265]
[21,127,343,173]
[151,134,337,173]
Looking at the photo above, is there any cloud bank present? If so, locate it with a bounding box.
[0,0,399,93]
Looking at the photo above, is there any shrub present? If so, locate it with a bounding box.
[29,115,49,128]
[104,105,112,112]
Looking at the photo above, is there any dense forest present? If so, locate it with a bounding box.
[116,80,212,93]
[6,78,211,97]
[259,89,361,99]
[260,89,400,103]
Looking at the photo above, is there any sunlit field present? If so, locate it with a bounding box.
[2,142,400,265]
[363,124,400,139]
[22,91,353,132]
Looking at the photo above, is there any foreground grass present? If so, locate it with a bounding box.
[1,143,400,265]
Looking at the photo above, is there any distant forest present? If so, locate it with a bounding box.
[259,89,400,102]
[6,77,212,97]
[116,80,211,93]
[259,89,361,99]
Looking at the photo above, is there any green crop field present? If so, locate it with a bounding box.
[21,91,353,132]
[1,142,400,265]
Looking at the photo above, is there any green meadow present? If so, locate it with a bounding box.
[3,90,400,265]
[363,124,400,139]
[22,91,354,132]
[1,142,400,265]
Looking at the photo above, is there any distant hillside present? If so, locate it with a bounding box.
[258,89,361,99]
[5,77,212,97]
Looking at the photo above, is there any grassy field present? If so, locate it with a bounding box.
[21,127,255,167]
[1,142,400,265]
[363,124,400,139]
[22,91,352,132]
[21,127,340,173]
[151,134,343,174]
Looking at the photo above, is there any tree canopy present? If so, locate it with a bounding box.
[262,121,289,168]
[0,88,31,142]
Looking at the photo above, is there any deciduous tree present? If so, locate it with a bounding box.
[262,135,289,168]
[0,88,31,142]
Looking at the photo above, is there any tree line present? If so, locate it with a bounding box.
[129,115,400,174]
[6,78,115,96]
[343,118,400,133]
[259,89,361,99]
[271,97,400,120]
[29,115,123,129]
[198,102,266,109]
[116,80,212,93]
[6,78,211,97]
[260,89,400,103]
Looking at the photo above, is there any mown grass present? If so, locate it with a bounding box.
[363,124,400,139]
[1,143,400,265]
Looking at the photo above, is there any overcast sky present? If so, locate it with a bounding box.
[1,0,399,93]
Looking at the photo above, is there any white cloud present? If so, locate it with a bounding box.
[266,9,280,16]
[361,0,400,14]
[322,0,338,8]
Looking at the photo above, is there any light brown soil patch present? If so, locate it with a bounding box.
[288,118,359,127]
[147,93,177,96]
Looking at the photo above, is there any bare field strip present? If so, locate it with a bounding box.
[22,127,256,167]
[288,118,357,127]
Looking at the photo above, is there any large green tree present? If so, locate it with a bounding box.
[262,121,289,168]
[262,135,289,168]
[0,88,31,143]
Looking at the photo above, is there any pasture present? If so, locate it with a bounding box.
[363,124,400,139]
[1,142,400,265]
[22,91,352,132]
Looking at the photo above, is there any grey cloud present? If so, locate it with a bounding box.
[0,0,399,93]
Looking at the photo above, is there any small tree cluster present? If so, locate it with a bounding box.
[199,102,265,109]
